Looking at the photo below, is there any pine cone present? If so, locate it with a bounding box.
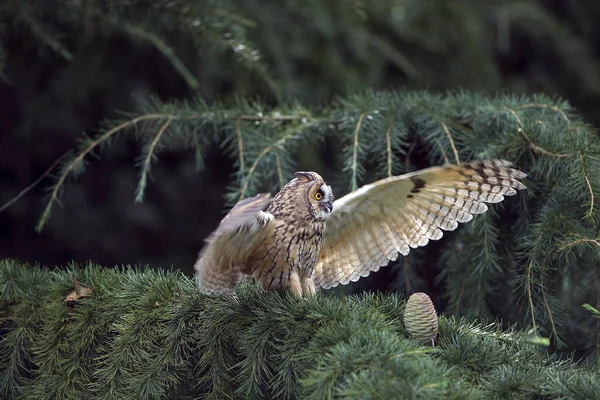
[404,292,438,345]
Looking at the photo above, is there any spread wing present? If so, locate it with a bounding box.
[194,193,274,294]
[312,160,527,289]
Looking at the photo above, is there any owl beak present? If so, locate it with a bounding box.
[323,200,333,213]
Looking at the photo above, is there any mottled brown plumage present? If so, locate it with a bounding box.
[194,160,527,297]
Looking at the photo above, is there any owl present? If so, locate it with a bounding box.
[194,159,527,297]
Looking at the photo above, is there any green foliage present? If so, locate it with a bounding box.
[0,259,598,400]
[3,0,600,387]
[3,0,600,110]
[32,89,600,358]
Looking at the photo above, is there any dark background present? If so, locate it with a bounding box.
[1,0,600,277]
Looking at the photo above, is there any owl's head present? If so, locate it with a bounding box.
[293,171,334,220]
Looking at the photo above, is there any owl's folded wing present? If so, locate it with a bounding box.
[194,193,274,294]
[312,160,527,290]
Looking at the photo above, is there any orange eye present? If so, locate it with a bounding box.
[314,191,323,201]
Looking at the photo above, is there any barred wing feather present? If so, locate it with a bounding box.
[194,193,274,294]
[312,160,527,289]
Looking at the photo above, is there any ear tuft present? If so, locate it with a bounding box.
[294,171,315,182]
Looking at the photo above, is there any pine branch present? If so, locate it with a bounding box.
[121,23,200,90]
[28,89,600,357]
[440,121,460,163]
[2,260,599,399]
[36,113,182,232]
[350,112,367,191]
[0,150,70,214]
[135,117,173,203]
[18,9,73,61]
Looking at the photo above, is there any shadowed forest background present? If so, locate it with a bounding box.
[1,1,600,288]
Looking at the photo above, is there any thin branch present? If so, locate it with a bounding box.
[517,103,571,126]
[500,106,571,159]
[122,24,200,90]
[237,114,309,122]
[35,111,312,231]
[238,131,301,200]
[191,128,203,170]
[542,290,558,343]
[435,140,449,164]
[499,106,524,129]
[355,29,419,80]
[274,153,284,189]
[351,113,366,191]
[233,113,311,187]
[135,118,173,203]
[579,152,595,219]
[0,151,71,214]
[212,10,258,27]
[535,120,547,134]
[36,114,181,232]
[405,138,417,171]
[199,27,280,99]
[384,117,394,178]
[526,261,537,332]
[558,238,600,250]
[238,147,272,201]
[21,12,73,61]
[235,119,245,176]
[440,122,460,164]
[517,128,570,158]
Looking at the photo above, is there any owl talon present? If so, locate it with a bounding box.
[301,277,316,298]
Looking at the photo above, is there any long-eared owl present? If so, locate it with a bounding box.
[194,160,527,297]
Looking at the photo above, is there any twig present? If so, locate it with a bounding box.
[534,120,546,133]
[356,29,419,80]
[274,152,284,189]
[542,290,558,343]
[238,131,301,200]
[212,10,258,27]
[199,27,280,99]
[238,147,272,201]
[435,140,449,164]
[517,103,571,126]
[517,128,569,158]
[237,114,309,122]
[350,113,366,191]
[191,127,203,170]
[559,238,600,250]
[384,117,395,178]
[21,12,73,61]
[440,122,460,163]
[122,24,200,90]
[499,106,571,158]
[235,118,245,175]
[34,111,312,231]
[499,106,524,129]
[405,138,417,171]
[526,261,537,333]
[36,114,180,232]
[579,153,595,218]
[135,118,173,203]
[0,151,71,214]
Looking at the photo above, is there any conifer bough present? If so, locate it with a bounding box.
[1,260,599,399]
[28,89,600,362]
